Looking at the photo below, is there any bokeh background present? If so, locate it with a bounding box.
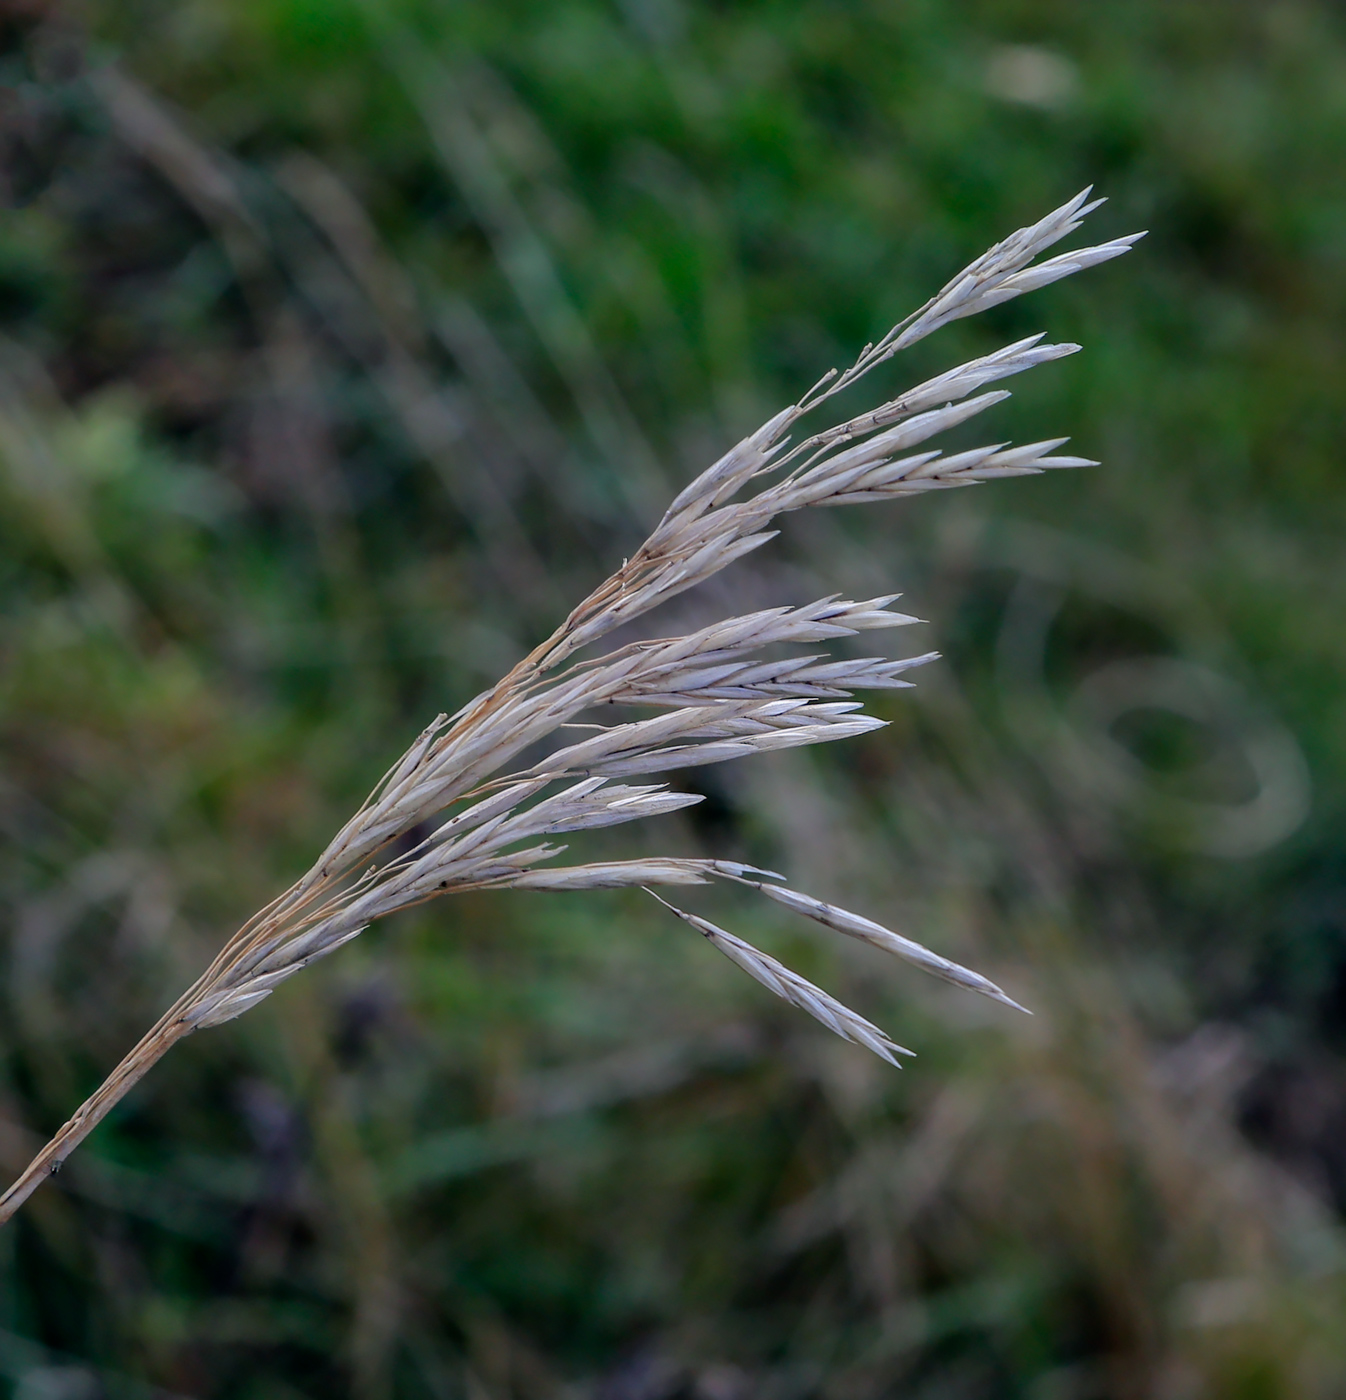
[4,1,1346,1396]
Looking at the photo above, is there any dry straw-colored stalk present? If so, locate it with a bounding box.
[0,191,1142,1224]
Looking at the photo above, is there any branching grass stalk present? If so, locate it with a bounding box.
[0,191,1142,1224]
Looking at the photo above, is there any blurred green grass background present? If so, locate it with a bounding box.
[3,0,1346,1396]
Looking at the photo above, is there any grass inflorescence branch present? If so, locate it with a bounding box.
[0,190,1142,1225]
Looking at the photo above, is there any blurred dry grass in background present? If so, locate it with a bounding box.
[3,1,1346,1397]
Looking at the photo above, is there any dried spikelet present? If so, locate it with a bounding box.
[0,191,1143,1223]
[646,893,915,1066]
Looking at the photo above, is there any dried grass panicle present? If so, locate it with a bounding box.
[0,190,1142,1223]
